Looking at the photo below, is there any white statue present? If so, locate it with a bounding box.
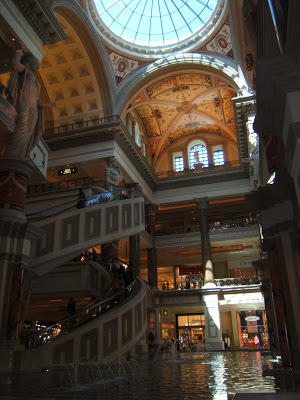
[105,157,122,190]
[243,131,260,187]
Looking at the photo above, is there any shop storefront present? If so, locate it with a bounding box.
[176,314,205,348]
[237,310,269,349]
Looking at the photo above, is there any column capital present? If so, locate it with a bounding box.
[195,197,209,209]
[126,182,142,197]
[146,203,157,216]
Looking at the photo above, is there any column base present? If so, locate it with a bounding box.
[205,340,224,350]
[0,208,27,223]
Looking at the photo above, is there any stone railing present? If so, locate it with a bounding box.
[154,217,258,236]
[27,177,95,195]
[30,195,145,276]
[44,115,121,136]
[17,278,147,370]
[214,277,261,287]
[156,160,240,179]
[22,278,138,350]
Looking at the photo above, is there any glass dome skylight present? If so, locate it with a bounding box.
[94,0,219,47]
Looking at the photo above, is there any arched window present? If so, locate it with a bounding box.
[189,142,209,169]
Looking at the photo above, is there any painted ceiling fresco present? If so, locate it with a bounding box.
[128,72,237,164]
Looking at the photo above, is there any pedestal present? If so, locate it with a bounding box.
[203,292,223,350]
[0,159,34,223]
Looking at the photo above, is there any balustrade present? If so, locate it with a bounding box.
[44,115,121,136]
[156,160,240,179]
[155,217,258,236]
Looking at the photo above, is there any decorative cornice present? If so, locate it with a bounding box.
[11,0,67,45]
[232,95,256,169]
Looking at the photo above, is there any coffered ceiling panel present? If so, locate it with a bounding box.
[39,16,104,127]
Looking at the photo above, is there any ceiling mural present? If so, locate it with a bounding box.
[197,19,234,59]
[107,49,146,85]
[126,71,237,166]
[147,73,212,100]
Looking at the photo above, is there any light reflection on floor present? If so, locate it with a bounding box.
[0,351,285,400]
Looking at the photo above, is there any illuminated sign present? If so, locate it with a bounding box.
[245,316,260,322]
[58,167,77,175]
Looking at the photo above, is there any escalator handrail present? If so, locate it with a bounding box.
[21,277,139,348]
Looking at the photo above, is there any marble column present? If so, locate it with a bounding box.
[146,204,157,287]
[195,198,223,349]
[129,234,140,276]
[253,257,281,357]
[277,231,300,369]
[266,242,292,367]
[195,197,214,286]
[0,158,41,342]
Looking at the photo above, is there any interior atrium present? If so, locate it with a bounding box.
[0,0,299,398]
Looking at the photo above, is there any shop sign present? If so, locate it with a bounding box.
[245,316,260,322]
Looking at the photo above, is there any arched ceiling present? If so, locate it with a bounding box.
[125,71,237,166]
[39,14,105,128]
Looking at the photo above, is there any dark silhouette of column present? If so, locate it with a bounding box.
[129,234,140,277]
[146,204,157,287]
[195,197,214,286]
[253,257,281,357]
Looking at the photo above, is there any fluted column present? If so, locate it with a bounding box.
[146,204,157,287]
[195,197,214,286]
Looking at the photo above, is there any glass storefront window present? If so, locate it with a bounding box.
[177,314,205,346]
[237,310,269,349]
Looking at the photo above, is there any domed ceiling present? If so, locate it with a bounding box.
[88,0,226,57]
[126,71,237,165]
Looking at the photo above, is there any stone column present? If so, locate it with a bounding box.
[253,257,281,357]
[154,295,161,345]
[231,310,240,348]
[146,204,157,287]
[195,197,214,286]
[203,289,223,350]
[0,159,34,223]
[129,234,140,276]
[195,198,223,349]
[0,221,41,343]
[266,242,293,367]
[277,231,300,368]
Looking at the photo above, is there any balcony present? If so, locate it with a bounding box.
[156,160,241,180]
